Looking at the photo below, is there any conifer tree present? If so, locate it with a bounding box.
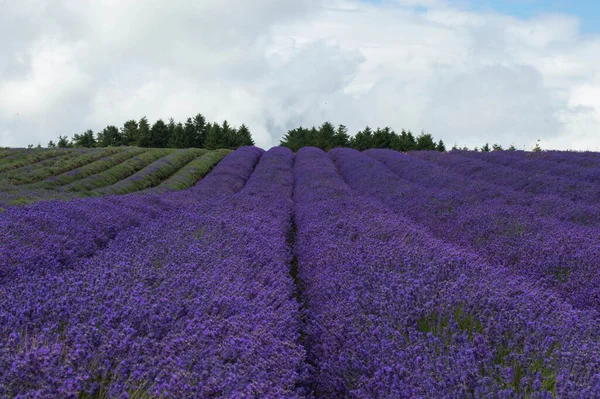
[121,120,139,146]
[193,113,208,148]
[332,124,350,148]
[137,117,151,147]
[350,126,374,151]
[72,130,97,148]
[205,123,223,150]
[149,119,170,148]
[97,125,121,147]
[237,124,254,146]
[415,131,436,150]
[436,140,446,152]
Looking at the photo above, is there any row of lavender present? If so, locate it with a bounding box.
[0,147,307,397]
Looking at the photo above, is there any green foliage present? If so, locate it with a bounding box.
[282,123,446,152]
[57,135,73,148]
[60,111,253,150]
[121,120,139,146]
[436,140,446,152]
[280,127,314,152]
[350,126,373,151]
[372,127,394,149]
[149,119,170,148]
[481,143,491,152]
[97,126,121,147]
[204,123,223,150]
[72,130,97,148]
[236,124,254,147]
[492,143,503,151]
[137,117,151,147]
[508,144,517,151]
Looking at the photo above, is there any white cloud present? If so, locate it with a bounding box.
[0,0,600,150]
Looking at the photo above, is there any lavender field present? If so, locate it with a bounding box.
[2,146,600,398]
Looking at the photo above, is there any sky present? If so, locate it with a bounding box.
[1,0,600,150]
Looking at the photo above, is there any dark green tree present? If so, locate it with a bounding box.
[193,113,208,148]
[97,125,121,147]
[507,144,517,151]
[350,126,374,151]
[137,117,151,147]
[72,130,97,148]
[47,140,56,148]
[315,121,336,150]
[180,118,195,148]
[481,143,491,152]
[167,118,176,147]
[57,135,72,148]
[121,120,139,146]
[415,131,436,151]
[168,122,186,148]
[372,127,394,149]
[332,124,350,148]
[205,123,223,150]
[436,140,446,152]
[220,120,237,149]
[392,129,417,152]
[149,119,170,148]
[492,143,503,151]
[280,127,311,152]
[236,124,254,146]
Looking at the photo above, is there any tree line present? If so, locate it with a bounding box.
[47,113,254,150]
[279,122,445,152]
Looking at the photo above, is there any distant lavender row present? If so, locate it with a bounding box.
[294,147,600,397]
[63,149,173,192]
[331,148,600,313]
[149,149,230,194]
[410,150,600,227]
[92,148,207,195]
[414,150,600,204]
[458,149,600,182]
[5,148,123,185]
[0,148,85,174]
[0,147,309,397]
[37,147,150,189]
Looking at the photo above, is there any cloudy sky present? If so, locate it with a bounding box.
[1,0,599,150]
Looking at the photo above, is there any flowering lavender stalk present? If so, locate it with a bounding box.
[294,147,600,397]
